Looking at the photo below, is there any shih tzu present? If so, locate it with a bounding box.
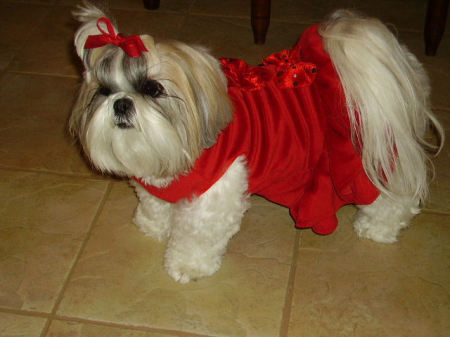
[70,2,443,283]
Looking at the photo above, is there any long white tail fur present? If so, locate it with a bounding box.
[320,10,444,204]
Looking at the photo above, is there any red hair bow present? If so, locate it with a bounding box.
[84,17,148,58]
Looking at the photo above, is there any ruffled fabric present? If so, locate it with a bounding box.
[221,46,317,90]
[135,24,379,235]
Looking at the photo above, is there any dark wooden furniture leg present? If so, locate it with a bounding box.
[143,0,160,10]
[424,0,449,56]
[251,0,271,44]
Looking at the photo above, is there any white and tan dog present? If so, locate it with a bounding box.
[70,2,443,283]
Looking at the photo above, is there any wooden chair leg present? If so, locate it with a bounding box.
[143,0,160,10]
[424,0,449,56]
[251,0,271,44]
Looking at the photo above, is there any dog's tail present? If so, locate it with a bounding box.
[320,10,444,203]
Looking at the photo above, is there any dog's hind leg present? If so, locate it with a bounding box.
[354,193,420,243]
[130,179,174,241]
[164,156,250,283]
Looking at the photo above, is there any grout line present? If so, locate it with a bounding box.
[0,165,107,181]
[278,230,301,337]
[5,70,79,79]
[39,181,113,337]
[0,307,213,337]
[0,307,51,319]
[51,181,113,312]
[52,315,215,337]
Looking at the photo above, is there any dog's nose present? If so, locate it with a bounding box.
[113,98,133,116]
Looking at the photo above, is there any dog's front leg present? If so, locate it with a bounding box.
[130,179,173,241]
[164,157,250,283]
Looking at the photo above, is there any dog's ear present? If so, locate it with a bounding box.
[167,43,234,148]
[186,45,234,148]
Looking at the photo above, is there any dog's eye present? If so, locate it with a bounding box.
[141,80,165,98]
[97,85,112,96]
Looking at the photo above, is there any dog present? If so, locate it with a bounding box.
[70,2,443,283]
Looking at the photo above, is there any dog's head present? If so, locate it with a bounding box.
[70,3,233,180]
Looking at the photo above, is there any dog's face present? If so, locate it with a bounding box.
[70,16,233,180]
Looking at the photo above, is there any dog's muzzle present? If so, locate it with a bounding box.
[113,98,135,129]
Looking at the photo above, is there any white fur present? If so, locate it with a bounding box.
[131,179,174,241]
[354,193,420,243]
[131,157,249,282]
[71,4,444,282]
[151,157,249,283]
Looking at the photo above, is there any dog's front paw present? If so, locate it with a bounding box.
[133,205,170,241]
[164,248,223,283]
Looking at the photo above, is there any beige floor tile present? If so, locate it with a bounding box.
[0,312,47,337]
[7,0,57,4]
[179,15,309,65]
[45,319,176,337]
[8,5,81,76]
[270,0,351,24]
[229,196,297,264]
[288,209,450,337]
[217,0,428,30]
[191,0,250,18]
[57,182,293,337]
[58,0,194,12]
[425,56,450,110]
[243,0,426,31]
[0,170,109,312]
[423,110,450,213]
[346,0,429,32]
[111,0,194,12]
[111,8,187,41]
[0,2,50,72]
[435,110,450,130]
[427,126,450,214]
[191,0,427,27]
[8,3,191,76]
[0,72,94,175]
[397,33,450,212]
[398,31,450,110]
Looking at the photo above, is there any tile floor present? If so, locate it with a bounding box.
[0,0,448,336]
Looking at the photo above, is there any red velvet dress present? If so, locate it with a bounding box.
[134,25,379,235]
